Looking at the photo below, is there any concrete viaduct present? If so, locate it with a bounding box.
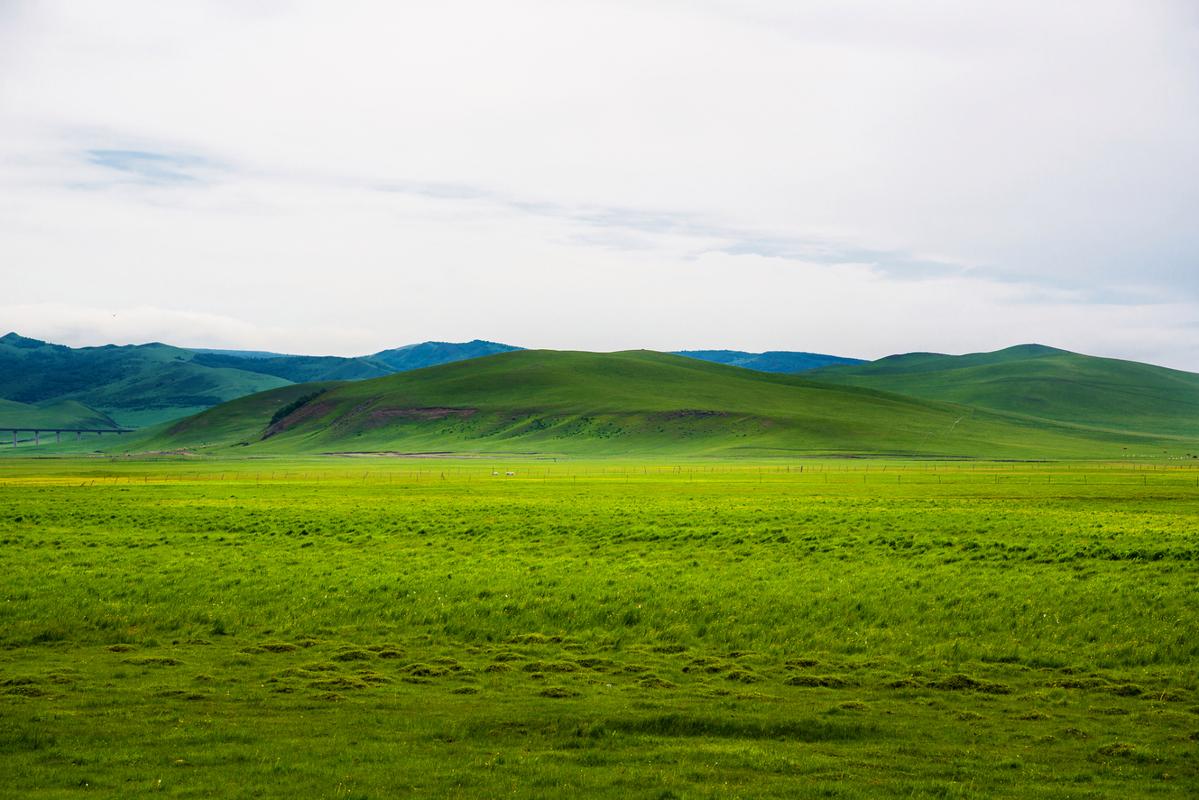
[1,428,135,447]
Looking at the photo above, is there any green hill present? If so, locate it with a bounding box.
[190,340,524,373]
[0,334,525,428]
[0,333,289,427]
[0,398,119,429]
[674,349,864,373]
[141,350,1191,458]
[808,344,1199,438]
[189,352,392,383]
[370,339,521,371]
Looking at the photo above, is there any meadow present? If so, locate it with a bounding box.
[1,457,1196,798]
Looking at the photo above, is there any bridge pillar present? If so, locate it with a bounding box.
[34,431,39,446]
[56,431,61,444]
[11,430,15,448]
[77,431,81,441]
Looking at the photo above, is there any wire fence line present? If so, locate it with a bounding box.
[3,462,1199,489]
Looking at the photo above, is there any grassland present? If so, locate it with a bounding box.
[1,456,1196,798]
[809,344,1199,439]
[135,350,1199,460]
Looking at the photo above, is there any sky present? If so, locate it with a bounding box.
[2,1,1198,368]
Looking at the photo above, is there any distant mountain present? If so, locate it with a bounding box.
[0,333,525,428]
[0,333,289,427]
[370,340,522,371]
[674,349,864,373]
[188,348,291,360]
[186,340,523,378]
[189,352,392,383]
[808,344,1199,438]
[143,350,1190,459]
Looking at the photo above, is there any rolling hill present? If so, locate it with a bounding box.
[10,334,1197,456]
[0,334,526,427]
[189,339,522,377]
[188,352,393,383]
[188,348,292,359]
[140,350,1191,458]
[0,398,119,430]
[370,340,522,371]
[0,333,289,428]
[674,349,864,372]
[1,333,867,428]
[191,342,863,374]
[807,344,1199,439]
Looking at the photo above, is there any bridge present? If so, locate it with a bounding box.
[1,427,137,446]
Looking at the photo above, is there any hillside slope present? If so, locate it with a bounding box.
[0,398,119,429]
[370,340,522,371]
[143,350,1187,458]
[0,333,288,427]
[808,344,1199,438]
[189,352,392,382]
[1,334,525,427]
[674,349,864,373]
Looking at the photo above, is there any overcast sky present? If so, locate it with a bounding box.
[2,1,1197,367]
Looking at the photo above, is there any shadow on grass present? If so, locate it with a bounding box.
[605,713,876,742]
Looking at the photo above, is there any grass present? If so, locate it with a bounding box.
[123,350,1199,459]
[809,344,1199,438]
[0,333,521,429]
[1,456,1196,797]
[0,398,118,430]
[0,337,291,429]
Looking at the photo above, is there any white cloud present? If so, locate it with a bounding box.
[1,1,1197,367]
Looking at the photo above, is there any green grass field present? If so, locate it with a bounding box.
[2,457,1196,798]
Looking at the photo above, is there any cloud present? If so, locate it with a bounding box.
[0,302,378,356]
[4,185,1196,370]
[85,149,206,185]
[0,1,1197,366]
